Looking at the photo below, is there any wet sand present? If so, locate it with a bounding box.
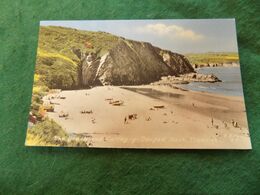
[43,85,251,149]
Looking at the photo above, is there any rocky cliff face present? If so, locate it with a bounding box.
[36,26,195,89]
[77,38,194,87]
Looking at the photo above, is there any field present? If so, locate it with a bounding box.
[186,52,239,65]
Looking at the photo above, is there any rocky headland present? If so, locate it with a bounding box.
[73,38,195,87]
[151,72,221,89]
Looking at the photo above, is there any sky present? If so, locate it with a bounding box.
[40,19,238,54]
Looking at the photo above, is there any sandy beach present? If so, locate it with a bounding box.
[43,85,251,149]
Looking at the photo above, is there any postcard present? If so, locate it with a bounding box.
[25,19,251,149]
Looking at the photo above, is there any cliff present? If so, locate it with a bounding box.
[75,38,194,87]
[36,26,194,89]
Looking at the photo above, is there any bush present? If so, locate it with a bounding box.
[28,118,93,147]
[36,57,78,89]
[28,118,68,145]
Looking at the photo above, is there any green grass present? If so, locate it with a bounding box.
[38,26,120,60]
[186,52,239,65]
[27,118,68,145]
[27,118,92,147]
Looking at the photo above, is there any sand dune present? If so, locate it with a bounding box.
[43,85,251,149]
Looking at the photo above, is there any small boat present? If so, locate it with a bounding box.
[153,105,165,109]
[111,100,124,106]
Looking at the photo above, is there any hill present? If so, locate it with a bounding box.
[186,52,239,67]
[35,26,194,89]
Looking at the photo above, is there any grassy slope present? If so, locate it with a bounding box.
[38,26,120,60]
[26,118,92,147]
[186,52,239,65]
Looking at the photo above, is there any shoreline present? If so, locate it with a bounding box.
[122,84,247,127]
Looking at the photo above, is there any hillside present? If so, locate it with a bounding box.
[186,52,239,68]
[35,26,194,89]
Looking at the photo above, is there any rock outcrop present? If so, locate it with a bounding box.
[75,39,194,87]
[152,72,221,87]
[168,73,221,83]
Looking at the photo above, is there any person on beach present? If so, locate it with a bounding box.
[124,117,128,124]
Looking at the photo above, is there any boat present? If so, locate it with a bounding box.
[153,105,165,109]
[111,100,124,106]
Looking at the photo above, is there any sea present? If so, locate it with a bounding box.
[178,67,245,96]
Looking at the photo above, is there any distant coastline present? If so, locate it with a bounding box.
[186,52,239,68]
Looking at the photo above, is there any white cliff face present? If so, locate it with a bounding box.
[81,53,101,86]
[94,53,109,85]
[163,53,171,63]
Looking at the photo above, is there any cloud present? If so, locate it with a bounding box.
[137,23,204,41]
